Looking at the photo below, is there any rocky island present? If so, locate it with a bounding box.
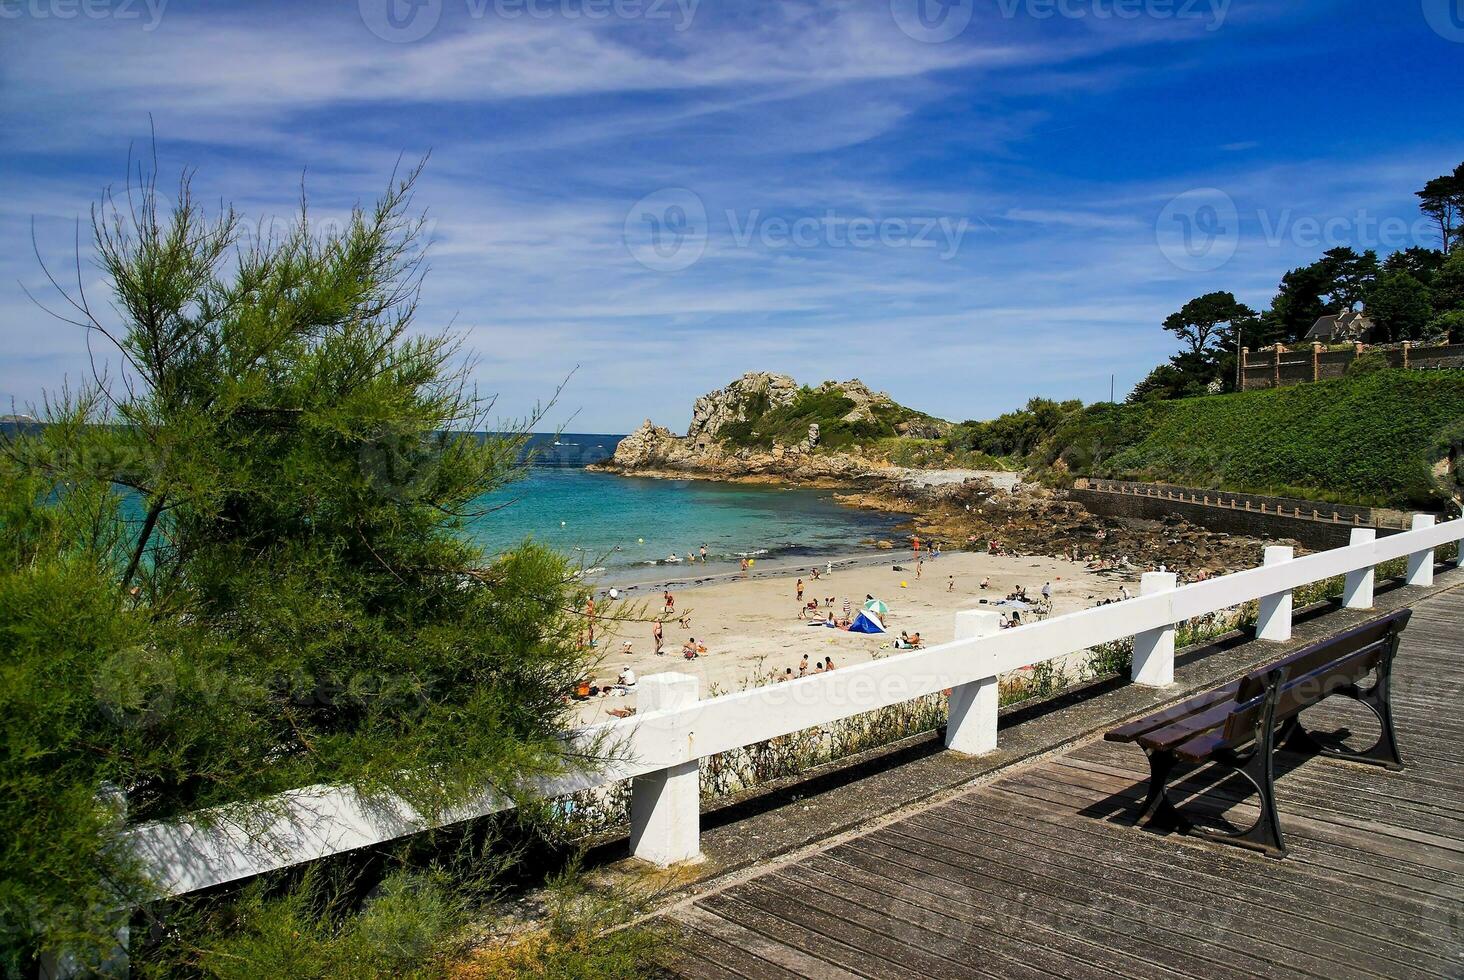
[591,371,962,485]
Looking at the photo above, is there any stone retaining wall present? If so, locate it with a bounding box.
[1070,478,1420,549]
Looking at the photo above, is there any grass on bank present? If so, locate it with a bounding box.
[1033,371,1464,508]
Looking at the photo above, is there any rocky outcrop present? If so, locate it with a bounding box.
[594,372,957,486]
[685,372,798,448]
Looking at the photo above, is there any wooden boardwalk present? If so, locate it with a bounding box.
[667,588,1464,979]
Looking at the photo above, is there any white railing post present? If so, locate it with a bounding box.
[946,610,1004,755]
[1256,546,1294,642]
[1407,514,1436,587]
[629,674,702,867]
[1343,528,1376,610]
[1131,572,1177,687]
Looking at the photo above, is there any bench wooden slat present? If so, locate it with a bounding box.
[1104,683,1240,744]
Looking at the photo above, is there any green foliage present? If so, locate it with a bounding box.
[1036,370,1464,507]
[138,834,672,979]
[946,397,1084,459]
[719,384,934,451]
[1346,351,1390,377]
[868,437,1010,470]
[1,164,599,968]
[1365,271,1434,341]
[1424,310,1464,344]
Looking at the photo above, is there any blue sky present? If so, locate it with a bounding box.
[2,0,1461,433]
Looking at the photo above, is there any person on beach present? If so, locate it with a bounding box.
[824,656,835,671]
[916,556,923,579]
[652,620,664,655]
[796,578,804,602]
[779,668,793,683]
[682,638,699,659]
[810,566,821,581]
[799,654,809,676]
[622,640,634,657]
[679,612,692,629]
[663,590,674,615]
[826,560,833,577]
[1041,582,1052,601]
[980,576,990,590]
[616,666,637,692]
[739,557,749,575]
[948,575,955,592]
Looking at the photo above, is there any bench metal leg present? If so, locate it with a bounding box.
[1190,746,1288,859]
[1137,749,1187,829]
[1282,639,1405,772]
[1189,668,1288,858]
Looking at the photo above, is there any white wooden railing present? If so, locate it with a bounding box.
[127,514,1464,892]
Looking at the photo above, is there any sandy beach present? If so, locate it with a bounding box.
[572,548,1139,725]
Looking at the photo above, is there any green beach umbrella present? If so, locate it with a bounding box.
[863,597,889,616]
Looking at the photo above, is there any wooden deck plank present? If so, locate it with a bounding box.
[661,587,1464,980]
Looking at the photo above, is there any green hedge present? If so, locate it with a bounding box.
[1038,372,1464,507]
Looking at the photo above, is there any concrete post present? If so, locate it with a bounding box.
[629,674,702,867]
[1343,528,1376,610]
[946,610,1004,755]
[1256,546,1294,642]
[1406,514,1436,587]
[1132,572,1178,687]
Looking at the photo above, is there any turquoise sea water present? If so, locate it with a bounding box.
[464,466,907,581]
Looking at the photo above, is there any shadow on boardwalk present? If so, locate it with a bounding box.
[664,587,1464,980]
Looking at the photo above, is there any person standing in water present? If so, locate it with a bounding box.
[700,543,707,563]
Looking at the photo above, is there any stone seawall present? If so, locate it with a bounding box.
[1069,479,1423,550]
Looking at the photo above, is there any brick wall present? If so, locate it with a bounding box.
[1241,342,1464,391]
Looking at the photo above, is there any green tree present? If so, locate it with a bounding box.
[1381,246,1445,286]
[1317,246,1379,312]
[1260,262,1333,343]
[1416,163,1464,255]
[1431,250,1464,315]
[1365,271,1434,342]
[1162,291,1256,358]
[1,165,598,969]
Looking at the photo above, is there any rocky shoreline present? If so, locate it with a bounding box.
[594,371,1297,579]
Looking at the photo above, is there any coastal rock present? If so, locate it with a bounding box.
[594,371,960,487]
[686,372,798,449]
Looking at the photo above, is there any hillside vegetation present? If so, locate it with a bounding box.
[1032,371,1464,508]
[717,384,943,452]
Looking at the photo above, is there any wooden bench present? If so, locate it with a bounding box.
[1105,610,1411,858]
